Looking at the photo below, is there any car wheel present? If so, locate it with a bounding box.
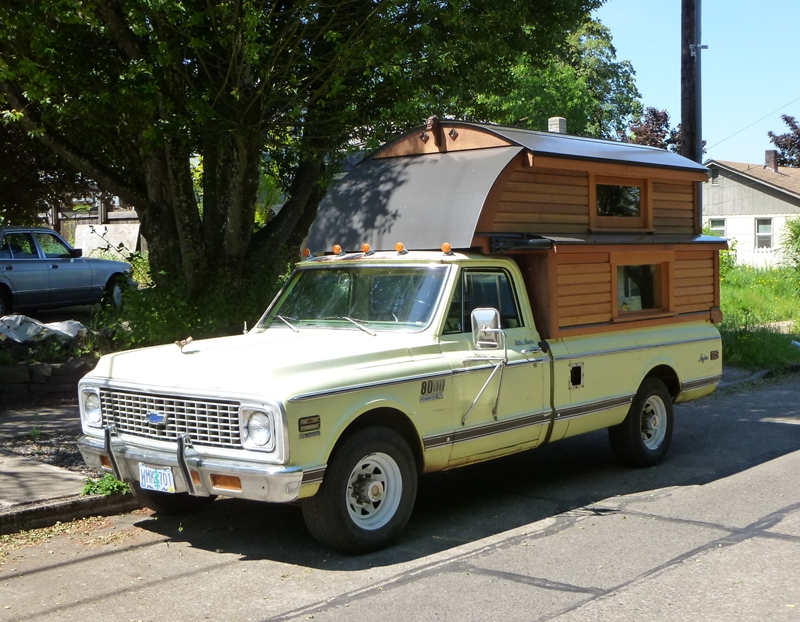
[302,427,417,553]
[0,288,10,317]
[608,377,673,467]
[132,483,217,515]
[102,275,126,309]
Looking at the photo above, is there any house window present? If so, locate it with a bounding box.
[755,218,772,248]
[617,265,661,313]
[710,169,720,185]
[591,176,648,230]
[708,218,725,237]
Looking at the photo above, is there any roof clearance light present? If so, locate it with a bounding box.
[333,244,342,255]
[441,242,453,254]
[361,243,372,255]
[395,242,407,255]
[302,248,313,259]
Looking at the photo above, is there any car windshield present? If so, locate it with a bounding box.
[257,265,449,332]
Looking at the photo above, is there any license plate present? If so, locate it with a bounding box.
[139,463,176,493]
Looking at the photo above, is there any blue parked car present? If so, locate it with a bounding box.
[0,226,131,317]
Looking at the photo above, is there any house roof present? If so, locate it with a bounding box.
[708,160,800,201]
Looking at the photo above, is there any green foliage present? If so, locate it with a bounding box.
[0,0,603,298]
[719,265,800,370]
[0,351,13,366]
[781,217,800,292]
[100,256,294,349]
[718,327,800,371]
[83,474,130,496]
[702,224,737,280]
[470,18,640,138]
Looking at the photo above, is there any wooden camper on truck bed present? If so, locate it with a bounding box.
[307,117,726,337]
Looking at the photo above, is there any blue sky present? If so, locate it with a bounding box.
[594,0,800,164]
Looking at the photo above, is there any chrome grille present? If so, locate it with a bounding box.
[100,389,241,449]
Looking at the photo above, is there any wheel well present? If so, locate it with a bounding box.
[645,365,680,399]
[331,408,424,474]
[106,272,125,288]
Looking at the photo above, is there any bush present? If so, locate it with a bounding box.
[83,473,130,496]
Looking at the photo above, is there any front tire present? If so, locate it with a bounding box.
[132,483,217,515]
[609,377,673,467]
[302,427,417,554]
[102,275,126,309]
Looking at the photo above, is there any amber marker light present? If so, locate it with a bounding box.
[361,243,371,253]
[302,248,312,259]
[333,244,342,255]
[395,242,407,254]
[441,242,452,254]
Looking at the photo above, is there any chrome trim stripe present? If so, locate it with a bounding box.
[555,336,721,362]
[681,374,722,391]
[557,395,634,420]
[290,357,541,403]
[301,466,327,485]
[289,370,454,402]
[423,410,550,450]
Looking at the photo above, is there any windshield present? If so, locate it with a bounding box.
[257,265,449,332]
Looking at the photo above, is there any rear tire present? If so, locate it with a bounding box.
[102,275,126,309]
[609,377,673,467]
[302,427,417,554]
[132,483,216,515]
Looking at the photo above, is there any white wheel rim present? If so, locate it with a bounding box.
[641,394,668,450]
[346,452,402,530]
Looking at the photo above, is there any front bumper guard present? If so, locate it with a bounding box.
[79,426,303,503]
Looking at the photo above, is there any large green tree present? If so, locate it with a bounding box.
[468,18,640,138]
[0,105,90,224]
[0,0,600,297]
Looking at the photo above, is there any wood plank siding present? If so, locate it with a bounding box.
[652,181,695,234]
[478,166,590,234]
[673,249,717,313]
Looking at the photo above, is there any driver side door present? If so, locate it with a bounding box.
[440,268,547,465]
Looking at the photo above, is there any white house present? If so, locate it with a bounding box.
[703,151,800,268]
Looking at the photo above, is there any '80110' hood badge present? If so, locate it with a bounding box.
[145,411,169,426]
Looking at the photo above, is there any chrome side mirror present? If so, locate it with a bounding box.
[471,307,502,349]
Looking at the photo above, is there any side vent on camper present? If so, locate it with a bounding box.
[569,363,584,389]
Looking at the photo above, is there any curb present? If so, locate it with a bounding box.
[717,369,771,389]
[0,492,143,535]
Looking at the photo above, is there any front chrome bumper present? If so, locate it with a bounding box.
[78,427,303,503]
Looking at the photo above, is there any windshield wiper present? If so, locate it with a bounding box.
[275,315,299,333]
[322,316,376,336]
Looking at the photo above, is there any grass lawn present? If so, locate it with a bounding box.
[719,266,800,370]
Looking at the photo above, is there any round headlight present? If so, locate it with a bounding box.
[84,392,102,426]
[247,412,272,447]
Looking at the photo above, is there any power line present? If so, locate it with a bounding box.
[707,95,800,150]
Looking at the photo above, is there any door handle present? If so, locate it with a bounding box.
[2,265,11,271]
[50,264,59,269]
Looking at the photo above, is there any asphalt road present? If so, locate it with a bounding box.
[1,377,800,621]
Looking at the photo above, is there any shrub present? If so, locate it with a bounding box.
[83,473,130,496]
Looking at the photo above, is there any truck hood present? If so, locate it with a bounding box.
[87,327,436,400]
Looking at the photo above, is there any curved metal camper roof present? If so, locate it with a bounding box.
[306,121,708,253]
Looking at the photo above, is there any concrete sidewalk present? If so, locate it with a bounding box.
[0,365,774,535]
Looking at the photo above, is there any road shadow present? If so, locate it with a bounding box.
[134,380,800,570]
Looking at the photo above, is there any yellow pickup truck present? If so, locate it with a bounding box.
[78,120,725,552]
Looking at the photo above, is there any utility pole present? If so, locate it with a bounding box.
[680,0,697,162]
[681,0,707,164]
